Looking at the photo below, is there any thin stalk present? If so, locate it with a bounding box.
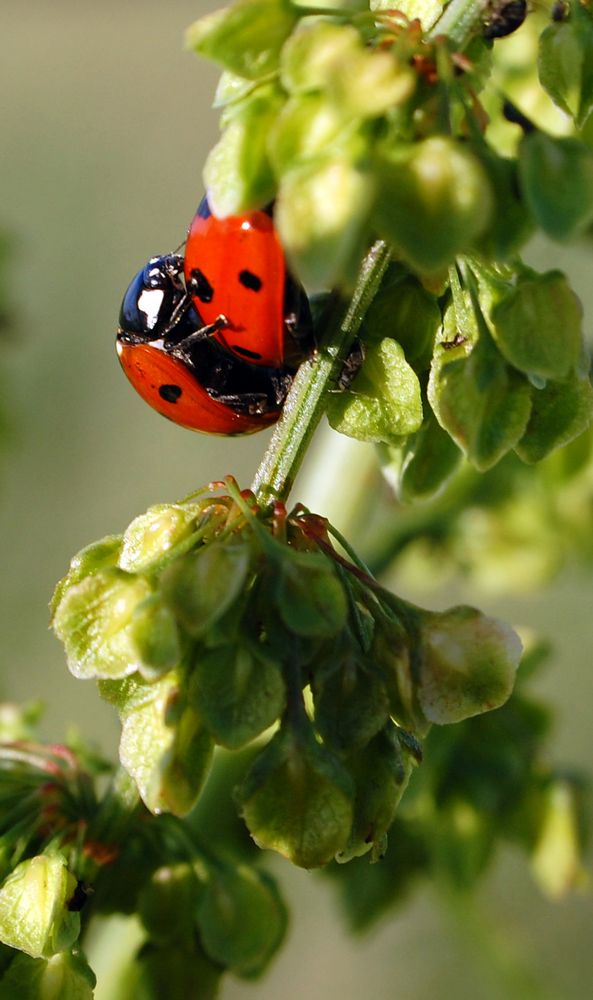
[252,240,391,506]
[429,0,490,47]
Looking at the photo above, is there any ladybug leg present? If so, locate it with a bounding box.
[335,339,365,392]
[172,315,229,354]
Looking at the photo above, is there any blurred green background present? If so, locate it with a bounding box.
[1,3,591,998]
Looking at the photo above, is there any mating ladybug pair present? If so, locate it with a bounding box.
[117,196,312,435]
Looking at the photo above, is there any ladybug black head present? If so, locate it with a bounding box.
[118,254,200,344]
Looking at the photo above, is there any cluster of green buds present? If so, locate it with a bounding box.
[0,705,288,997]
[52,478,521,869]
[185,0,593,501]
[322,639,590,929]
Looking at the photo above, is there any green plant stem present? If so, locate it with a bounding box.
[251,240,391,506]
[430,0,489,47]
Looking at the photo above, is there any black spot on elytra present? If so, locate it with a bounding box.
[239,269,263,292]
[232,345,262,361]
[189,269,214,303]
[159,384,182,403]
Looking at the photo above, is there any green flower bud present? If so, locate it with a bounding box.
[338,726,419,862]
[312,657,390,753]
[190,644,286,750]
[186,0,298,81]
[531,778,589,898]
[363,269,441,371]
[383,412,463,504]
[50,535,121,621]
[473,148,534,259]
[274,548,348,639]
[138,865,203,946]
[519,132,593,242]
[128,595,181,680]
[276,158,374,291]
[327,337,423,444]
[0,854,79,959]
[268,94,368,177]
[538,3,593,129]
[161,542,250,638]
[428,323,532,471]
[371,620,428,735]
[196,865,287,977]
[280,21,362,94]
[205,83,285,215]
[490,270,584,380]
[136,942,221,1000]
[417,606,522,724]
[330,48,416,119]
[119,505,201,575]
[237,727,354,868]
[117,673,214,816]
[53,569,154,680]
[0,950,95,1000]
[375,138,493,273]
[515,373,593,464]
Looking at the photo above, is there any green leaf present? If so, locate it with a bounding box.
[50,535,122,620]
[418,606,522,724]
[385,411,463,503]
[328,338,423,444]
[515,373,593,464]
[161,542,250,638]
[538,5,593,129]
[197,865,287,977]
[53,570,153,680]
[238,727,354,867]
[186,0,298,80]
[119,505,200,575]
[276,158,374,291]
[0,951,95,1000]
[428,331,532,471]
[312,658,390,753]
[0,854,79,960]
[375,138,492,273]
[519,133,593,241]
[191,645,286,749]
[118,673,214,816]
[490,270,584,380]
[204,84,285,216]
[338,726,417,862]
[275,550,348,638]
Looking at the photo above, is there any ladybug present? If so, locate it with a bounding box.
[184,195,312,369]
[116,255,293,435]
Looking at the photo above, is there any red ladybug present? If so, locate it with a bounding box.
[116,255,292,435]
[184,196,312,369]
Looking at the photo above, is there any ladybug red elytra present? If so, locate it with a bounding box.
[116,254,293,435]
[184,195,312,369]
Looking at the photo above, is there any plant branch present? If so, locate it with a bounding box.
[430,0,490,47]
[251,240,391,506]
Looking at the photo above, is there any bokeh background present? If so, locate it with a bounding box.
[1,3,591,998]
